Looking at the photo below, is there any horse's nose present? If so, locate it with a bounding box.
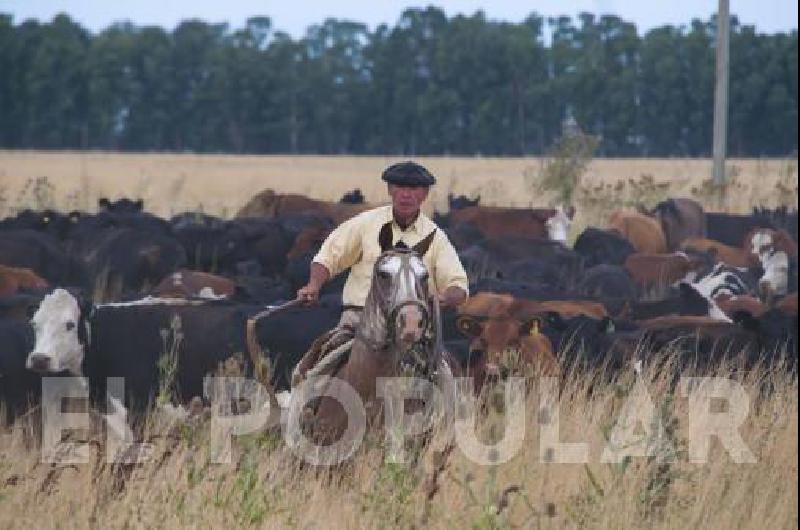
[28,354,52,373]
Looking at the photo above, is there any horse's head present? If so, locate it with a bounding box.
[360,221,437,370]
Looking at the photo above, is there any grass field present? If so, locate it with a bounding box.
[0,151,797,528]
[0,152,797,233]
[0,355,796,529]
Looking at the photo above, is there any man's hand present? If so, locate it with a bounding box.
[297,282,321,305]
[438,286,467,309]
[297,263,331,305]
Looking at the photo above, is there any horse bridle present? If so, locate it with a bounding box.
[356,249,436,375]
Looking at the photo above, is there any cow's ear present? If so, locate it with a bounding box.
[456,315,483,337]
[134,199,144,211]
[412,229,437,257]
[378,221,394,253]
[98,197,110,211]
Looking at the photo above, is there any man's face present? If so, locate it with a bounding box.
[388,184,429,218]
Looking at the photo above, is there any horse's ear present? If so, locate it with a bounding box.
[412,229,437,257]
[378,221,394,253]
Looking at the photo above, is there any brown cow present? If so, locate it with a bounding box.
[608,211,668,254]
[624,252,710,291]
[286,225,332,260]
[680,238,758,268]
[460,292,607,320]
[0,264,49,298]
[151,270,236,299]
[713,294,767,319]
[236,189,372,224]
[457,293,560,382]
[448,205,574,242]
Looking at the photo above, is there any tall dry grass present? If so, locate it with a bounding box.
[0,152,797,234]
[0,349,796,529]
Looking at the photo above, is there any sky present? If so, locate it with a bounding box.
[0,0,797,37]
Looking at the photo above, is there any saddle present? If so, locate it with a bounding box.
[291,324,356,387]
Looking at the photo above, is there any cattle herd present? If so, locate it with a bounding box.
[0,189,797,427]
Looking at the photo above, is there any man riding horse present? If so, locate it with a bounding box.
[293,161,469,384]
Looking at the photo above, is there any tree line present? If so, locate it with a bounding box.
[0,8,796,156]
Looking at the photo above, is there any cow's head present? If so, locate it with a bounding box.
[26,288,88,375]
[456,313,557,380]
[748,229,793,302]
[546,205,575,244]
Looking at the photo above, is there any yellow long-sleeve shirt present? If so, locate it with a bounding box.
[312,205,469,307]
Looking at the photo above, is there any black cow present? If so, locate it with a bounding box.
[752,206,798,242]
[80,227,187,301]
[170,212,227,232]
[251,293,343,389]
[573,227,636,268]
[98,197,144,214]
[448,194,480,210]
[0,319,40,424]
[172,219,250,275]
[576,265,637,305]
[0,209,80,240]
[541,313,641,376]
[468,278,567,301]
[0,229,84,285]
[339,189,365,204]
[26,289,269,417]
[620,283,714,321]
[734,308,798,369]
[706,212,777,247]
[460,237,583,291]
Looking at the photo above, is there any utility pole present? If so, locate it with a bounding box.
[712,0,731,186]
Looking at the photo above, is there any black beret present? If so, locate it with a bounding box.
[381,161,436,186]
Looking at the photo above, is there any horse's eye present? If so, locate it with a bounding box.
[378,270,391,279]
[66,321,76,331]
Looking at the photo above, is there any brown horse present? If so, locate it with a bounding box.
[291,221,456,449]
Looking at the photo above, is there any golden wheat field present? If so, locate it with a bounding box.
[0,151,797,232]
[0,152,798,529]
